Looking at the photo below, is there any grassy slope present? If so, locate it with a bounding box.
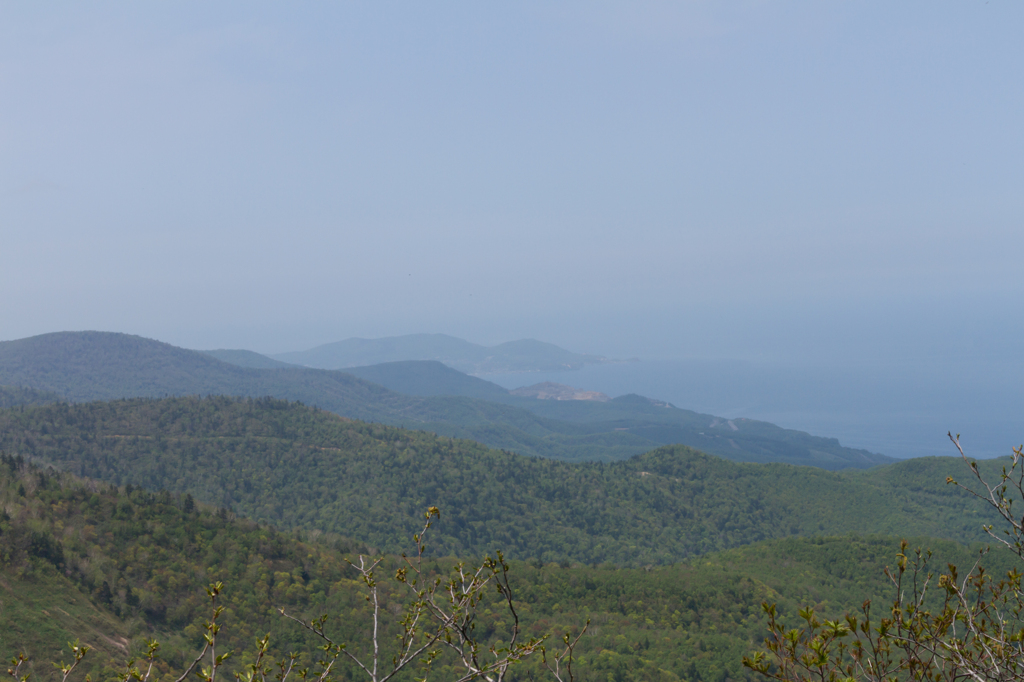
[0,565,131,682]
[0,397,1003,565]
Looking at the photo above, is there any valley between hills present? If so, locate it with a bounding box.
[0,331,1013,682]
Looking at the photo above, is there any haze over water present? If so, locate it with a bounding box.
[482,297,1024,461]
[2,4,1021,462]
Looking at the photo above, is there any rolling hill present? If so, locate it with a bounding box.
[0,396,997,565]
[0,331,892,469]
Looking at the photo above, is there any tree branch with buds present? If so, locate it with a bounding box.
[745,436,1024,682]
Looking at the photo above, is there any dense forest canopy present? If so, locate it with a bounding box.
[0,396,999,565]
[2,455,1011,682]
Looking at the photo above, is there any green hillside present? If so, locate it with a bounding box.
[0,332,891,469]
[2,455,1016,682]
[0,456,367,682]
[0,396,1000,566]
[0,562,131,682]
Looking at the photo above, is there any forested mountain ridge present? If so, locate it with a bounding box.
[0,396,998,566]
[0,331,891,469]
[2,454,1015,682]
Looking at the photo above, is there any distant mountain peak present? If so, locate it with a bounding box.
[510,382,611,402]
[611,393,676,409]
[272,333,616,374]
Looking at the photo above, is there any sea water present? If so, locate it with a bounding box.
[484,357,1024,461]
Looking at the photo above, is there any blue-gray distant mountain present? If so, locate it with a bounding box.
[0,331,894,469]
[273,333,616,374]
[201,349,298,369]
[0,384,64,408]
[344,360,513,401]
[329,358,894,469]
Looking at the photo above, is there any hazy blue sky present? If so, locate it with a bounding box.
[2,2,1022,361]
